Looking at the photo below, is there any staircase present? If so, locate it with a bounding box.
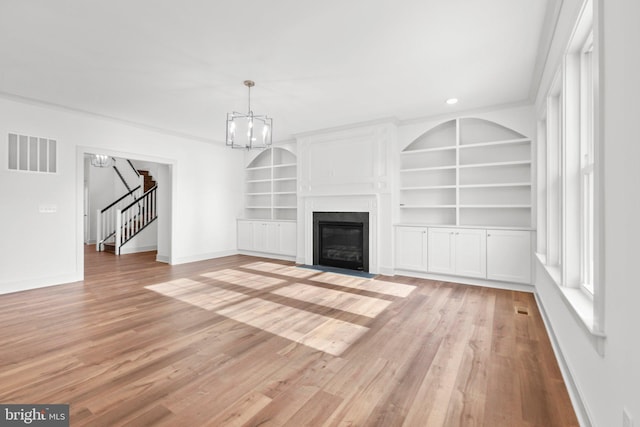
[139,170,156,192]
[96,161,158,255]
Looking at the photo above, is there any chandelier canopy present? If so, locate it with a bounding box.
[226,80,272,150]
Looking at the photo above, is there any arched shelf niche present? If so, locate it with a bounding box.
[400,118,532,228]
[245,147,297,220]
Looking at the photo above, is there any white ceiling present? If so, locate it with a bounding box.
[0,0,551,142]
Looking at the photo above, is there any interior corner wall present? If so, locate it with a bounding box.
[0,96,244,294]
[533,0,640,425]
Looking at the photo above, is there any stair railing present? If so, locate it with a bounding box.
[96,185,142,251]
[114,185,158,255]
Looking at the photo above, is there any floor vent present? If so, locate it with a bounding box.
[515,306,529,315]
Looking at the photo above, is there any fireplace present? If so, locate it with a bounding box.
[313,212,369,272]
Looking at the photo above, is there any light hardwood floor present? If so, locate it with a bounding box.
[0,247,578,426]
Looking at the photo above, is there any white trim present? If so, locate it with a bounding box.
[170,249,239,265]
[392,269,534,293]
[536,253,606,354]
[534,291,594,427]
[237,250,296,262]
[0,273,82,295]
[119,245,158,255]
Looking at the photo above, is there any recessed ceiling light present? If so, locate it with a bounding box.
[446,98,458,105]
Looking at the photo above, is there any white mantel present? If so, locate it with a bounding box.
[295,122,398,275]
[301,194,379,273]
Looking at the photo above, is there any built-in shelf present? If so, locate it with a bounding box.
[458,137,530,149]
[400,145,457,154]
[399,117,532,228]
[459,182,531,188]
[459,205,532,208]
[400,185,457,190]
[401,165,457,172]
[400,205,457,209]
[458,160,531,169]
[245,147,297,220]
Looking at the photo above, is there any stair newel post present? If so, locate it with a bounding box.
[96,209,102,251]
[115,209,122,256]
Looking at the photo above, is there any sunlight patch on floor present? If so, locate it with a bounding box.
[271,282,392,318]
[145,262,416,356]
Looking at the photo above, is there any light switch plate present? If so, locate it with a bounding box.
[39,205,57,213]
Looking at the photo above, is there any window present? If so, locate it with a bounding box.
[579,34,595,294]
[536,0,602,341]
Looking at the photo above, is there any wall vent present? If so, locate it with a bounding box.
[8,133,57,173]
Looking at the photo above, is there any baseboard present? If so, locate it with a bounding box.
[393,269,535,293]
[170,249,239,265]
[156,254,171,263]
[0,273,83,295]
[119,245,158,255]
[378,265,395,276]
[237,250,296,262]
[534,292,593,427]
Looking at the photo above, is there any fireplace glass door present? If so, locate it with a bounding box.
[318,221,364,271]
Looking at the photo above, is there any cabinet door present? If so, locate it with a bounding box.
[487,230,531,284]
[253,222,269,252]
[454,229,487,278]
[278,222,297,256]
[396,227,428,271]
[265,222,280,253]
[237,221,254,251]
[428,228,455,274]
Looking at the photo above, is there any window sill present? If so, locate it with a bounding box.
[536,253,606,355]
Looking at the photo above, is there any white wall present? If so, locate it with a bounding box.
[0,96,244,294]
[534,0,640,425]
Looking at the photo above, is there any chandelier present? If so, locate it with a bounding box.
[90,154,112,167]
[226,80,272,150]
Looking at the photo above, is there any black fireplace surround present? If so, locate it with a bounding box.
[313,212,369,272]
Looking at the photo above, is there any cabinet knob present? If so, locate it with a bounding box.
[488,234,491,237]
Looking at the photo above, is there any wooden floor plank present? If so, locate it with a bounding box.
[0,247,579,426]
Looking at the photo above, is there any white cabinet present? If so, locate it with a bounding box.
[427,227,486,278]
[278,222,297,256]
[454,228,487,278]
[427,228,456,274]
[237,220,253,250]
[237,220,296,257]
[487,229,531,284]
[395,226,428,271]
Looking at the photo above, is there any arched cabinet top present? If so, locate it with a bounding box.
[244,147,297,221]
[404,118,528,152]
[247,147,297,169]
